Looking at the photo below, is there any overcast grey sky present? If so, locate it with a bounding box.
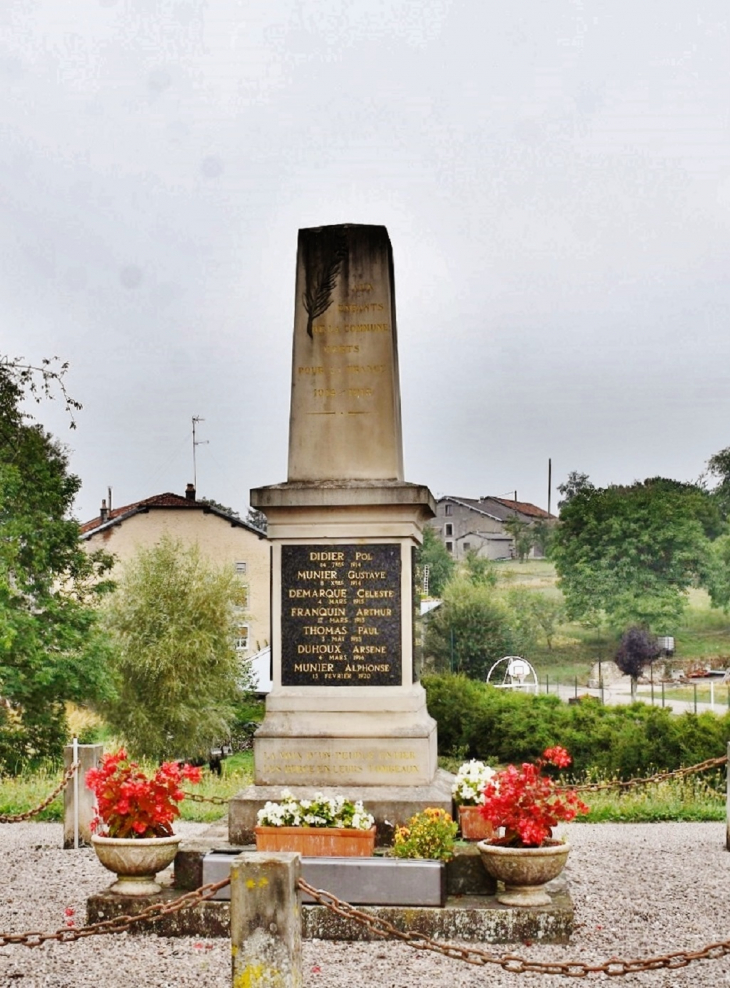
[4,0,730,522]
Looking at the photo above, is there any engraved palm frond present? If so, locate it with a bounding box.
[303,234,346,338]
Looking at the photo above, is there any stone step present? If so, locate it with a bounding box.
[86,884,574,943]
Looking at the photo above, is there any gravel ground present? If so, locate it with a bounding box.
[1,820,730,987]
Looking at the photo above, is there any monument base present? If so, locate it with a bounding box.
[87,828,574,943]
[253,682,438,787]
[228,769,455,845]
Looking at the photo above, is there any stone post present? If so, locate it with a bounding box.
[726,741,730,851]
[230,851,302,988]
[63,743,103,849]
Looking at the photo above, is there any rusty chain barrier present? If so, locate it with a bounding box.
[5,755,726,816]
[0,877,230,949]
[298,878,730,978]
[558,754,728,795]
[181,790,231,805]
[182,754,729,804]
[0,762,79,824]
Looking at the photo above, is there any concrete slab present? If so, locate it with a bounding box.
[302,885,573,943]
[86,885,572,944]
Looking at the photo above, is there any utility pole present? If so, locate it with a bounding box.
[547,458,552,516]
[192,416,209,491]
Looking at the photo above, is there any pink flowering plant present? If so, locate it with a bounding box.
[86,748,202,839]
[479,746,589,847]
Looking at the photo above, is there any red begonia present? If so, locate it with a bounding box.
[86,749,202,839]
[479,746,589,847]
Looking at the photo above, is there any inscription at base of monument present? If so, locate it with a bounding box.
[255,737,435,787]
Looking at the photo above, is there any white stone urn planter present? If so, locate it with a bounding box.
[476,839,571,906]
[91,833,182,896]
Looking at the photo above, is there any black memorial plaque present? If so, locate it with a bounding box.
[281,543,402,686]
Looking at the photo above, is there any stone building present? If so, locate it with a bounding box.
[80,485,270,658]
[429,495,555,562]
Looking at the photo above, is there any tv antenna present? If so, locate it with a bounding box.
[192,416,209,490]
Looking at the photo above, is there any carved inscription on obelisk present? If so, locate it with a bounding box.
[287,224,404,483]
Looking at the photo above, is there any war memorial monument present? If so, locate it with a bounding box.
[89,225,572,944]
[229,223,453,841]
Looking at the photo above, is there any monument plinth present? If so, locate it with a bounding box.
[229,225,450,843]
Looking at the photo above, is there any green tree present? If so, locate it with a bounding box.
[531,518,554,557]
[416,526,455,597]
[557,471,594,511]
[424,576,521,679]
[100,535,249,760]
[505,588,565,651]
[706,446,730,518]
[246,507,268,533]
[503,516,535,562]
[462,549,497,587]
[551,478,717,630]
[0,359,114,772]
[701,534,730,611]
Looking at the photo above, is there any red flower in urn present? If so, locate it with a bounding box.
[479,746,589,847]
[86,749,202,839]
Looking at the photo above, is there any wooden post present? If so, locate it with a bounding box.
[230,851,302,988]
[63,743,103,849]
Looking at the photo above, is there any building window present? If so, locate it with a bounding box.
[445,541,453,553]
[444,504,453,516]
[239,585,250,609]
[463,542,471,552]
[235,561,247,574]
[445,523,453,537]
[234,624,250,651]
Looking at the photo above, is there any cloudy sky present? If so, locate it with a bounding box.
[4,0,730,522]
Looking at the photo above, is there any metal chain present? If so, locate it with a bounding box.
[0,877,230,948]
[298,878,730,978]
[181,790,231,805]
[0,762,79,824]
[558,754,728,794]
[179,755,730,806]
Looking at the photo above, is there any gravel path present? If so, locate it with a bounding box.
[1,821,730,987]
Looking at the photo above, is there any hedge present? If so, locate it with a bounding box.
[422,673,730,779]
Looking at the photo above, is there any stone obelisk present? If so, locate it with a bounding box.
[229,224,450,842]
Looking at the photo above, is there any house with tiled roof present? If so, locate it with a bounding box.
[428,495,556,561]
[81,484,270,658]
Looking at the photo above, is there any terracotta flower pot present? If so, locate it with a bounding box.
[476,839,571,906]
[254,825,376,857]
[457,805,494,841]
[91,833,182,896]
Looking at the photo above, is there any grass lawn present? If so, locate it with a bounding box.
[488,561,730,687]
[3,752,724,826]
[0,751,254,823]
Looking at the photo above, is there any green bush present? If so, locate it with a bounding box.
[423,673,730,779]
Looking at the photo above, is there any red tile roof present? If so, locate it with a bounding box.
[490,497,554,520]
[439,495,555,522]
[80,492,266,538]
